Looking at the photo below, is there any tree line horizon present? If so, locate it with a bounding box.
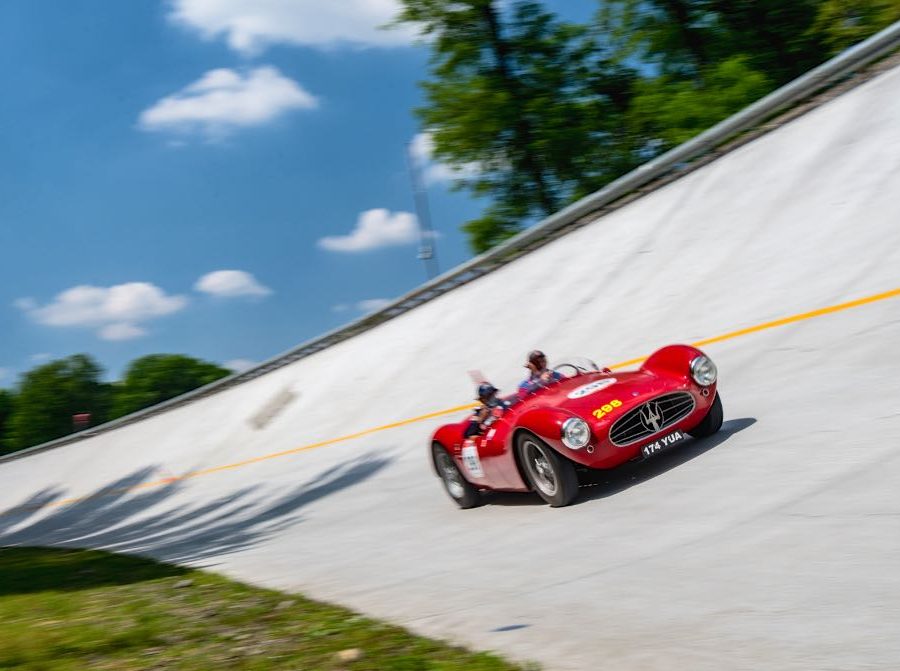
[0,354,230,455]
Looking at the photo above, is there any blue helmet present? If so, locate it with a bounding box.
[477,383,498,401]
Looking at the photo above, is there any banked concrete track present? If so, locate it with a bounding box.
[3,63,900,671]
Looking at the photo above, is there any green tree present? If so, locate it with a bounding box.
[397,0,638,252]
[599,0,834,153]
[811,0,900,54]
[5,355,111,451]
[627,55,772,149]
[0,389,15,454]
[400,0,897,253]
[703,0,825,83]
[599,0,717,76]
[110,354,230,419]
[601,0,828,83]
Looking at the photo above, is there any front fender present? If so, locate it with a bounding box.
[640,344,718,422]
[641,344,709,381]
[512,408,599,470]
[514,407,572,447]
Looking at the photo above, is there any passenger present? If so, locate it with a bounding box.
[464,383,510,438]
[518,349,563,399]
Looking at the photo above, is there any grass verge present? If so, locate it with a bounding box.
[0,546,532,670]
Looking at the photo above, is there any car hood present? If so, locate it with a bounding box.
[530,371,684,416]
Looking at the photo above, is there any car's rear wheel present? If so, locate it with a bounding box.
[432,443,481,509]
[516,433,579,507]
[688,392,723,438]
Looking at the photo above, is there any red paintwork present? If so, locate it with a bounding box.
[431,344,718,492]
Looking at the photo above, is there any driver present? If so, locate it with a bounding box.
[517,349,563,399]
[464,383,510,438]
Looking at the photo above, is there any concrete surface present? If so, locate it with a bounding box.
[2,63,900,670]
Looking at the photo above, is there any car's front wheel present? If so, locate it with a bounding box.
[688,392,723,438]
[516,433,579,507]
[432,443,481,509]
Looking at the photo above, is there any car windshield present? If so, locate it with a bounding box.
[551,357,600,379]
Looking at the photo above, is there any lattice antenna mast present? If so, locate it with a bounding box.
[407,141,440,280]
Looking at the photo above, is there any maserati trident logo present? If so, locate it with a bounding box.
[640,402,662,432]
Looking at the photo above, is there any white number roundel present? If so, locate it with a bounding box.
[567,378,617,399]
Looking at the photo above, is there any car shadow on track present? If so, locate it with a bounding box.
[0,453,391,572]
[574,417,756,504]
[488,417,756,507]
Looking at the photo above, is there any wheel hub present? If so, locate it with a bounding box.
[438,453,465,499]
[525,441,557,496]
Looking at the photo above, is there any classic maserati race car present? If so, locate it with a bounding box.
[430,345,723,508]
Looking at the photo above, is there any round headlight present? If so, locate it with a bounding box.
[561,417,591,449]
[690,355,717,386]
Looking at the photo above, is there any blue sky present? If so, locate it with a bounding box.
[0,0,596,385]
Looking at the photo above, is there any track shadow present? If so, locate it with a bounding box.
[487,417,756,506]
[575,417,756,503]
[0,452,391,572]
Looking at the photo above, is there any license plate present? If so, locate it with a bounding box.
[640,430,686,459]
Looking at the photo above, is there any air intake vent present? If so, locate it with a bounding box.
[609,392,695,447]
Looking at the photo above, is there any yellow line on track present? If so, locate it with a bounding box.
[6,286,900,516]
[608,287,900,369]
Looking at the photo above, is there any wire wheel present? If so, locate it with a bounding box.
[515,433,579,507]
[522,438,558,497]
[431,443,481,509]
[436,449,465,499]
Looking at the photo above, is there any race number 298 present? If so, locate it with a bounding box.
[592,399,622,420]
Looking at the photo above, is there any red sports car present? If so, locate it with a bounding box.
[431,345,722,508]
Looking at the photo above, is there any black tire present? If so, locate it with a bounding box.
[688,392,723,439]
[516,433,579,507]
[432,443,481,509]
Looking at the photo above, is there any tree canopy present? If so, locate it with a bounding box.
[0,353,231,454]
[811,0,900,54]
[3,355,111,453]
[398,0,639,252]
[396,0,899,252]
[0,390,14,456]
[110,354,230,420]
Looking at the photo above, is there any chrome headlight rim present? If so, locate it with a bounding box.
[561,417,591,449]
[690,355,717,386]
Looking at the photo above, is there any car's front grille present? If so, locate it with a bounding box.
[609,392,695,447]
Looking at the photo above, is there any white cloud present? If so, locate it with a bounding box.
[195,270,272,298]
[319,208,419,253]
[332,298,393,314]
[139,66,318,139]
[16,282,188,341]
[13,298,36,311]
[0,368,9,383]
[30,353,51,363]
[411,132,481,186]
[225,358,256,373]
[168,0,415,54]
[99,323,147,341]
[357,298,392,313]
